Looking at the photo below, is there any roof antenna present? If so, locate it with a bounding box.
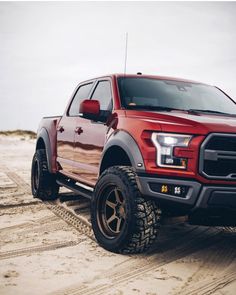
[124,32,128,76]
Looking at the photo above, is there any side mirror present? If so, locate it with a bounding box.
[79,99,100,121]
[79,99,111,123]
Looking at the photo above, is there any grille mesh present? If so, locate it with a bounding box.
[200,134,236,179]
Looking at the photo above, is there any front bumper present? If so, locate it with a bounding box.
[137,174,236,212]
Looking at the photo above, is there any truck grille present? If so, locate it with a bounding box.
[199,133,236,180]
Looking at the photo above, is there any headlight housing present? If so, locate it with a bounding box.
[151,133,192,169]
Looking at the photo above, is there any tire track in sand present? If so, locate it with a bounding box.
[2,166,31,194]
[180,268,236,295]
[0,215,58,233]
[1,167,94,239]
[51,228,224,295]
[4,167,234,295]
[173,236,236,295]
[0,240,82,260]
[45,202,94,240]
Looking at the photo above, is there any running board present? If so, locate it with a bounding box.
[56,179,93,200]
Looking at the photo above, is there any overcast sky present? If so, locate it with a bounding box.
[0,1,236,131]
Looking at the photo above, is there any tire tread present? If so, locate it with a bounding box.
[91,166,161,254]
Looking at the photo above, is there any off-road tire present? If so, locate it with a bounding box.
[31,149,59,200]
[223,227,236,233]
[91,166,161,254]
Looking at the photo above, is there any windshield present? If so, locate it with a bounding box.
[117,77,236,115]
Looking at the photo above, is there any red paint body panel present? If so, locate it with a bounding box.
[57,116,76,173]
[73,116,107,186]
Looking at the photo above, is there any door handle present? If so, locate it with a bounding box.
[75,127,83,135]
[57,126,64,133]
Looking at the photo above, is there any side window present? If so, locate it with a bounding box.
[68,83,93,116]
[91,81,112,110]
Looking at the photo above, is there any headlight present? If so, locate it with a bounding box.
[151,133,192,169]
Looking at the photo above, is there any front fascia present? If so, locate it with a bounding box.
[121,114,236,186]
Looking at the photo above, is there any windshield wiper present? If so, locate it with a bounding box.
[187,109,231,115]
[126,105,184,112]
[126,106,235,116]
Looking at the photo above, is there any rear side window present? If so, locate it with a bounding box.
[68,83,93,116]
[91,80,112,110]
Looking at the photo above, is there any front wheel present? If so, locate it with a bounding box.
[91,166,161,253]
[223,227,236,233]
[31,149,59,200]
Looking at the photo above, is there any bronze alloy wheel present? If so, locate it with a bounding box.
[91,166,161,253]
[97,186,126,238]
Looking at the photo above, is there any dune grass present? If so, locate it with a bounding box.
[0,130,36,139]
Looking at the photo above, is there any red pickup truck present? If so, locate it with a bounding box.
[31,73,236,253]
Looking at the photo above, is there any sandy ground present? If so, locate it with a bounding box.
[0,134,235,295]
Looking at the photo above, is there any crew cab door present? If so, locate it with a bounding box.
[73,79,113,186]
[57,82,94,175]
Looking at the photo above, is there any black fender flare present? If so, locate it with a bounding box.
[100,130,145,174]
[36,128,54,173]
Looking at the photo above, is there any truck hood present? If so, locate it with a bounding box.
[125,110,236,135]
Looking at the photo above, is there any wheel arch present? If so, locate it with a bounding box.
[36,128,56,173]
[36,137,46,150]
[99,131,145,175]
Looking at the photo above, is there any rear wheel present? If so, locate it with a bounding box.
[31,149,59,200]
[91,166,161,253]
